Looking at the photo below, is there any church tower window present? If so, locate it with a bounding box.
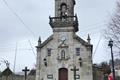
[60,3,67,17]
[47,48,52,56]
[61,50,65,59]
[75,48,80,56]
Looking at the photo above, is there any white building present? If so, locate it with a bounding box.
[36,0,93,80]
[115,64,120,77]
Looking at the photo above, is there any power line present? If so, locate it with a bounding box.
[80,23,106,33]
[92,34,103,59]
[2,0,35,38]
[28,40,36,58]
[0,47,32,51]
[79,29,104,38]
[81,21,106,28]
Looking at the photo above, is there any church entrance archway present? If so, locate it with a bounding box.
[59,68,68,80]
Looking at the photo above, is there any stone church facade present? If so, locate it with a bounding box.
[36,0,93,80]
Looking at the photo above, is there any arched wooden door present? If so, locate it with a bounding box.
[59,68,68,80]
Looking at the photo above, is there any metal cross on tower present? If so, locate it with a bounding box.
[22,66,30,80]
[71,66,79,80]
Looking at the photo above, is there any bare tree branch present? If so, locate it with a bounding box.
[105,1,120,54]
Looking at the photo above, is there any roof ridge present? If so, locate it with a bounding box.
[37,35,53,48]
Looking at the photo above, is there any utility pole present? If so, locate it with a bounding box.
[108,39,115,80]
[13,42,17,80]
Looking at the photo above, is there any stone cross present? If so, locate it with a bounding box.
[22,67,30,80]
[71,66,79,80]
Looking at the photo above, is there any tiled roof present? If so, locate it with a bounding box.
[28,69,36,75]
[36,35,53,48]
[1,67,13,76]
[73,34,92,46]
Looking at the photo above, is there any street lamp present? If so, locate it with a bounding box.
[108,39,115,80]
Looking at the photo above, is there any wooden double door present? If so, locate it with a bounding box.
[59,68,68,80]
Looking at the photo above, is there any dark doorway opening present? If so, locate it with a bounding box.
[59,68,68,80]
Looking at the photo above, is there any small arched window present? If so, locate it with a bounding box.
[60,3,67,17]
[61,50,65,59]
[47,48,52,56]
[76,48,80,56]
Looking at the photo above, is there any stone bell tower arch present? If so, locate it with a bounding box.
[55,0,75,17]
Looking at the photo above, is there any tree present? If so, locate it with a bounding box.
[93,62,111,80]
[100,62,111,75]
[105,1,120,54]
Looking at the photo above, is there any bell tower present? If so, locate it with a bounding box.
[49,0,78,32]
[55,0,75,17]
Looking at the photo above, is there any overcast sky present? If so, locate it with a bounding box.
[0,0,117,72]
